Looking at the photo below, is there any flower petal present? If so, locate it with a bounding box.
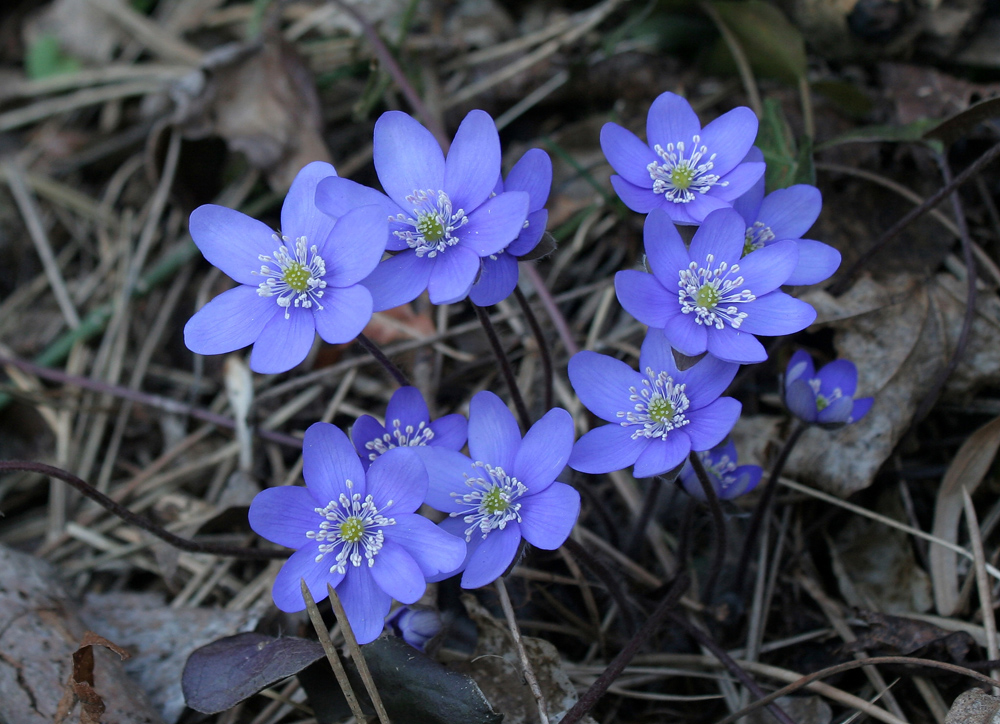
[427,245,480,304]
[785,350,815,385]
[320,205,389,287]
[663,316,709,357]
[600,122,657,188]
[505,148,552,210]
[351,415,386,469]
[784,378,818,422]
[445,110,501,212]
[568,351,641,422]
[637,328,681,378]
[697,107,758,173]
[282,161,338,249]
[189,205,276,285]
[685,397,742,450]
[674,352,739,409]
[736,292,816,337]
[643,208,691,284]
[849,397,874,423]
[786,239,841,286]
[311,285,373,344]
[689,208,745,265]
[610,176,662,213]
[469,252,518,307]
[712,162,766,202]
[816,359,859,398]
[460,191,530,257]
[721,465,763,499]
[705,325,766,364]
[338,566,392,644]
[615,270,679,328]
[460,523,521,589]
[737,239,799,295]
[361,251,432,312]
[249,486,322,549]
[374,111,445,208]
[367,448,427,516]
[506,209,548,257]
[419,447,477,513]
[731,151,765,224]
[665,192,732,225]
[429,414,469,450]
[369,539,425,604]
[315,176,398,222]
[184,285,278,355]
[633,432,691,478]
[390,513,468,578]
[569,424,648,474]
[646,92,701,149]
[271,542,346,612]
[513,407,574,494]
[303,422,367,504]
[758,185,822,240]
[468,391,521,469]
[817,395,853,424]
[519,483,580,549]
[249,308,316,374]
[384,387,429,429]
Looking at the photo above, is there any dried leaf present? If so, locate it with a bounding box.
[61,632,131,724]
[848,610,975,662]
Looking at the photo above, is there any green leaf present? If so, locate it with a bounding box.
[756,99,813,191]
[923,96,1000,146]
[815,119,940,151]
[25,35,80,80]
[708,0,807,84]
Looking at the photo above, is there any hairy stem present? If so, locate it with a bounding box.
[688,452,727,604]
[473,303,532,430]
[355,332,411,387]
[513,286,554,411]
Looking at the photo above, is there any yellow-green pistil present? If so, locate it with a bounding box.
[647,397,675,423]
[451,463,528,541]
[339,516,365,543]
[670,165,695,190]
[282,262,311,292]
[417,214,445,243]
[481,486,510,515]
[255,235,328,319]
[815,394,830,411]
[695,284,720,309]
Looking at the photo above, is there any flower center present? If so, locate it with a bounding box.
[450,462,527,541]
[306,480,395,574]
[678,253,755,330]
[255,234,328,319]
[617,367,691,440]
[742,222,775,257]
[703,451,738,485]
[647,136,728,204]
[392,189,469,258]
[364,419,436,462]
[808,378,843,412]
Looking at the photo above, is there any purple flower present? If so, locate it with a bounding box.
[615,207,817,364]
[315,110,529,309]
[385,606,441,651]
[419,392,579,589]
[469,148,552,307]
[733,147,840,286]
[183,162,387,374]
[783,350,874,427]
[679,441,762,500]
[568,329,742,478]
[248,423,466,644]
[351,386,468,470]
[600,92,764,225]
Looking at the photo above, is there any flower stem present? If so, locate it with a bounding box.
[473,303,532,430]
[512,286,553,410]
[688,451,727,604]
[735,421,807,591]
[0,460,285,559]
[522,264,579,356]
[625,475,664,557]
[558,573,689,724]
[356,332,411,387]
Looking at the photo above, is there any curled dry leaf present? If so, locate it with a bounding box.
[55,632,131,724]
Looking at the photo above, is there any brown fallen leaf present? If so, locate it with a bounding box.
[55,632,131,724]
[848,610,976,663]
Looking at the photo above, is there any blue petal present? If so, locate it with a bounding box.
[568,351,641,422]
[705,325,766,364]
[737,239,799,295]
[311,285,373,344]
[419,447,477,513]
[646,92,701,150]
[513,407,574,494]
[249,308,316,374]
[615,270,679,328]
[460,523,521,589]
[816,359,859,398]
[445,110,501,212]
[643,208,690,286]
[427,245,480,304]
[468,391,521,468]
[849,397,874,423]
[786,239,841,286]
[460,192,529,257]
[271,542,345,613]
[663,316,709,357]
[385,386,430,429]
[469,253,518,307]
[758,185,822,240]
[424,516,476,582]
[315,176,397,222]
[249,486,321,549]
[712,162,766,202]
[429,414,468,450]
[569,424,649,474]
[785,350,815,385]
[688,208,745,266]
[664,192,731,225]
[736,292,816,337]
[367,447,427,516]
[610,176,662,213]
[785,378,818,422]
[600,122,657,188]
[506,209,548,257]
[389,513,468,578]
[282,161,339,250]
[321,205,389,287]
[338,566,392,644]
[369,539,425,604]
[374,111,445,208]
[303,422,367,504]
[351,415,386,470]
[519,483,580,549]
[632,433,691,479]
[673,352,739,410]
[361,251,433,312]
[817,395,853,424]
[731,150,765,224]
[184,285,278,356]
[637,328,682,378]
[505,148,552,210]
[189,205,276,285]
[698,107,758,174]
[685,398,742,450]
[720,465,762,499]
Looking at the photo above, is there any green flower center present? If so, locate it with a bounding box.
[282,262,311,293]
[815,394,829,411]
[416,213,445,243]
[339,516,366,543]
[670,165,695,190]
[696,284,720,308]
[647,397,675,423]
[481,486,509,515]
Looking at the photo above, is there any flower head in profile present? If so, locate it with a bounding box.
[385,605,441,651]
[315,110,529,309]
[568,329,742,479]
[732,147,840,286]
[783,350,874,428]
[351,386,468,470]
[679,441,762,501]
[420,392,579,589]
[600,92,764,225]
[469,148,552,307]
[248,423,466,644]
[615,207,817,364]
[184,162,388,374]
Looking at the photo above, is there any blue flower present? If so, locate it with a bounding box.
[568,329,742,478]
[732,147,841,286]
[315,110,529,309]
[783,350,874,427]
[615,207,817,364]
[679,441,762,500]
[385,605,441,651]
[248,423,467,644]
[351,386,468,470]
[600,92,764,225]
[183,162,388,374]
[469,148,552,307]
[419,391,579,589]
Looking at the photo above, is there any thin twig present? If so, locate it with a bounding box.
[355,333,411,387]
[962,488,1000,693]
[327,584,390,724]
[688,452,727,603]
[496,578,549,724]
[562,537,638,634]
[522,264,579,356]
[512,286,554,411]
[473,303,532,430]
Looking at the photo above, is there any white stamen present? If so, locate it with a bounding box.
[646,136,728,204]
[254,234,328,320]
[616,367,691,440]
[392,189,469,258]
[678,253,755,330]
[364,419,436,462]
[305,479,395,574]
[449,462,527,541]
[743,221,775,255]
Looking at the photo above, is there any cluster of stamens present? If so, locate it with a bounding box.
[647,137,727,204]
[449,462,527,541]
[254,234,328,319]
[743,221,775,256]
[364,419,436,462]
[306,480,395,574]
[678,253,755,329]
[700,450,739,490]
[808,378,842,412]
[617,367,691,440]
[393,190,469,257]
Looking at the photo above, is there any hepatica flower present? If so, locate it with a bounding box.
[385,605,441,651]
[316,110,529,309]
[679,441,762,501]
[733,147,841,285]
[600,92,764,225]
[184,162,388,374]
[469,148,552,307]
[569,329,741,479]
[351,386,468,470]
[248,423,466,644]
[420,392,579,589]
[783,350,874,428]
[615,208,816,364]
